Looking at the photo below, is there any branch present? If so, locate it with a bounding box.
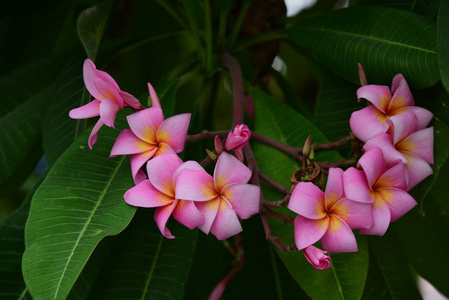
[186,130,229,142]
[222,54,244,127]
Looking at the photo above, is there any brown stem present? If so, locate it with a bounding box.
[318,157,356,168]
[262,194,291,208]
[262,207,294,224]
[222,54,244,127]
[251,132,299,157]
[313,135,352,150]
[259,172,290,194]
[186,130,229,143]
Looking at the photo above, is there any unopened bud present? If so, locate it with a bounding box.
[206,149,218,161]
[303,136,312,157]
[147,82,161,108]
[358,63,368,86]
[214,135,224,154]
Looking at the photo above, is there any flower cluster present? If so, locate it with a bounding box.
[288,74,433,269]
[69,59,259,240]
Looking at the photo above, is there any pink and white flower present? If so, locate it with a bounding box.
[175,152,260,240]
[69,59,143,149]
[124,153,205,239]
[344,147,417,236]
[110,107,191,184]
[288,168,373,253]
[303,246,331,271]
[225,124,251,152]
[363,111,434,190]
[350,74,433,142]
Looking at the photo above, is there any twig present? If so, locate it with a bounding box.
[262,194,291,208]
[262,207,294,224]
[186,130,229,143]
[259,172,290,194]
[222,54,244,127]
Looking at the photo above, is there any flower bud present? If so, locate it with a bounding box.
[303,246,331,270]
[225,124,251,152]
[214,135,224,154]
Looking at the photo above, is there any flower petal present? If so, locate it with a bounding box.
[93,77,123,107]
[288,182,326,219]
[363,133,407,165]
[88,119,104,150]
[148,82,161,108]
[210,198,243,240]
[321,215,358,253]
[119,91,143,110]
[172,200,205,229]
[358,147,385,188]
[214,152,252,190]
[175,169,217,201]
[293,215,329,251]
[357,85,391,112]
[360,194,390,236]
[389,74,414,111]
[69,99,100,119]
[195,198,220,234]
[399,127,434,164]
[325,168,345,208]
[172,160,204,185]
[395,106,433,130]
[404,153,433,190]
[350,105,388,142]
[376,187,416,222]
[110,129,153,157]
[330,198,373,230]
[124,179,174,208]
[130,149,157,184]
[386,111,417,145]
[343,167,373,203]
[146,153,183,197]
[156,113,191,153]
[127,107,165,144]
[83,59,104,100]
[154,203,176,239]
[99,98,121,127]
[221,183,260,219]
[376,161,407,190]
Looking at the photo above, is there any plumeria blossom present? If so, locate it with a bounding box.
[363,111,434,190]
[350,74,433,142]
[69,59,143,149]
[288,168,373,253]
[175,152,260,240]
[303,246,331,271]
[110,107,191,184]
[124,154,205,239]
[225,124,251,151]
[344,147,417,236]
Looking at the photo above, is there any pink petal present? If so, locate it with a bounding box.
[358,147,385,188]
[154,203,176,239]
[357,85,391,112]
[83,59,103,100]
[175,169,217,201]
[148,82,161,108]
[130,149,157,184]
[376,161,407,190]
[293,215,329,251]
[325,168,345,208]
[404,153,433,190]
[363,133,408,165]
[69,99,100,119]
[288,182,326,219]
[210,198,243,240]
[110,129,153,157]
[343,168,373,203]
[376,187,416,222]
[399,127,434,164]
[303,246,331,270]
[172,160,205,185]
[396,106,433,130]
[88,119,104,150]
[386,111,417,145]
[127,107,165,144]
[99,98,121,127]
[389,75,414,111]
[119,91,143,110]
[157,113,191,153]
[93,77,123,107]
[214,152,252,191]
[172,200,205,229]
[350,105,388,142]
[321,215,358,253]
[124,179,174,208]
[146,153,183,197]
[330,198,373,230]
[221,183,260,219]
[152,143,177,158]
[196,198,220,234]
[360,194,390,236]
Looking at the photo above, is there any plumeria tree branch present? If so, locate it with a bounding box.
[222,53,245,126]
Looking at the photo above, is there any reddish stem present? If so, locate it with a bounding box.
[262,207,294,224]
[222,54,244,127]
[186,130,229,143]
[262,194,291,208]
[259,172,290,194]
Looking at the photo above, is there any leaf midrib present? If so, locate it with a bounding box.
[140,235,164,300]
[52,155,126,299]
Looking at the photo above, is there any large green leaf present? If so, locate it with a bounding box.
[88,209,197,299]
[0,59,59,186]
[252,88,368,300]
[288,6,438,88]
[22,114,136,300]
[437,1,449,94]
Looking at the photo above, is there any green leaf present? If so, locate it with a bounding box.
[352,0,439,19]
[252,89,368,300]
[155,80,178,118]
[437,1,449,94]
[77,0,113,60]
[0,58,59,186]
[22,113,136,300]
[88,209,197,299]
[288,6,438,88]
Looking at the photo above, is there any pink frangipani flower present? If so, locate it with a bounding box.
[303,246,331,271]
[124,153,205,239]
[175,152,260,240]
[363,111,434,190]
[344,147,417,236]
[288,168,373,253]
[110,107,191,184]
[225,124,251,152]
[350,74,433,142]
[69,59,143,149]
